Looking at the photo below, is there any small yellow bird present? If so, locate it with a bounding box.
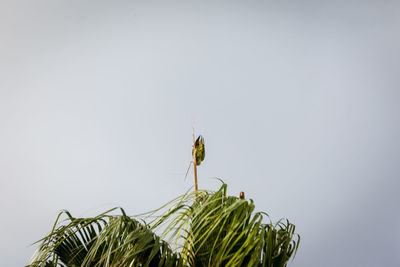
[192,135,205,166]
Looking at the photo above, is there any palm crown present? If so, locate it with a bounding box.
[28,183,299,267]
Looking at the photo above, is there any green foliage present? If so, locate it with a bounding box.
[29,182,299,267]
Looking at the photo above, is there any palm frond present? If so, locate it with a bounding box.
[149,182,300,267]
[28,208,182,267]
[29,182,299,267]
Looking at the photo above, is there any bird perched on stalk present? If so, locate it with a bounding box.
[239,191,245,200]
[192,135,205,166]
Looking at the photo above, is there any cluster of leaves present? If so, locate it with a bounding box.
[29,182,299,267]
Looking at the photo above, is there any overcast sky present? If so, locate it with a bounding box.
[1,1,399,266]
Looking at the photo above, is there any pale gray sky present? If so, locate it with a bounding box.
[1,1,400,266]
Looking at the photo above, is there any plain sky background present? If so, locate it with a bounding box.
[1,1,400,266]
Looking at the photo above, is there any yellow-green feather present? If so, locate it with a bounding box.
[193,136,205,166]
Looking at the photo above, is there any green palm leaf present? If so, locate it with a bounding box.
[29,182,299,267]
